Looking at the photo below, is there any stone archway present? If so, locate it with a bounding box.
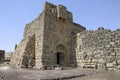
[56,45,66,66]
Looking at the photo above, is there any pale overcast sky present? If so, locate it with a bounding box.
[0,0,120,52]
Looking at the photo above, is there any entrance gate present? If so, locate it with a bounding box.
[56,45,66,65]
[57,52,64,65]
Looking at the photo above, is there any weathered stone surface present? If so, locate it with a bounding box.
[11,35,35,68]
[0,50,5,64]
[76,28,120,70]
[10,2,85,69]
[10,2,120,71]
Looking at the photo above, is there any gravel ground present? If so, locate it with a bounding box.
[68,71,120,80]
[0,64,120,80]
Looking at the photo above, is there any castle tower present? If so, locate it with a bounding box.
[10,2,85,69]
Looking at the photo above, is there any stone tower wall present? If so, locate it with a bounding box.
[10,2,85,69]
[76,28,120,70]
[41,2,85,67]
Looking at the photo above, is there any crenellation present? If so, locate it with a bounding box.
[57,5,67,19]
[44,2,57,8]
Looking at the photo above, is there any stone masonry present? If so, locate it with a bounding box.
[76,27,120,70]
[10,2,85,69]
[0,50,5,64]
[11,2,120,70]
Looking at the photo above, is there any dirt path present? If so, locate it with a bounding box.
[0,65,120,80]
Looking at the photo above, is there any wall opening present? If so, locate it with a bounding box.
[57,52,64,65]
[56,45,66,66]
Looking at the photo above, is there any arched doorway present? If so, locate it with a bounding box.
[57,52,64,65]
[56,45,66,65]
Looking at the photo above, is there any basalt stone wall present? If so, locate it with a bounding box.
[42,2,85,67]
[11,8,44,68]
[10,2,85,69]
[76,27,120,70]
[0,50,5,63]
[10,35,35,68]
[24,12,45,68]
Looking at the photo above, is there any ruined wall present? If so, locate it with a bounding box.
[76,27,120,70]
[11,9,45,68]
[0,50,5,63]
[10,2,85,69]
[10,35,35,68]
[28,13,44,68]
[41,2,85,67]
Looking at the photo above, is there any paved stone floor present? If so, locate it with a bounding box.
[0,64,120,80]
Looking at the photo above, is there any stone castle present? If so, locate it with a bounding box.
[11,2,120,70]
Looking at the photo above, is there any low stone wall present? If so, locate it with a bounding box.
[76,27,120,70]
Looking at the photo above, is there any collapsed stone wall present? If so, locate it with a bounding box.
[10,35,35,68]
[11,9,44,68]
[24,12,44,68]
[76,27,120,70]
